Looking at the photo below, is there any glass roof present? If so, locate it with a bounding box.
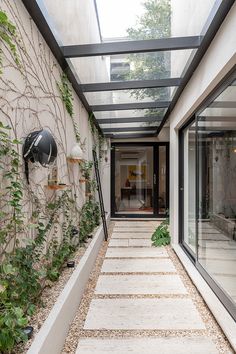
[71,50,195,84]
[35,0,225,137]
[43,0,215,45]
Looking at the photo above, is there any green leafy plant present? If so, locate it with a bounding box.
[151,219,170,246]
[0,121,24,259]
[80,160,93,180]
[0,10,21,74]
[79,198,100,242]
[88,113,106,160]
[57,73,81,143]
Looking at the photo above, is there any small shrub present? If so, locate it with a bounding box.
[151,219,170,246]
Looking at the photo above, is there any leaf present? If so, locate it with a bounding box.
[2,263,16,275]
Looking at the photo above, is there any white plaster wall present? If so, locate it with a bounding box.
[169,3,236,243]
[0,0,110,248]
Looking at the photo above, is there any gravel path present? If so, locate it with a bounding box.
[61,221,233,353]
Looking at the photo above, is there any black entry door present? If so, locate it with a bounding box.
[111,143,169,218]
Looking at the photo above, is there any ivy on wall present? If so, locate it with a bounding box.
[57,73,81,144]
[88,113,106,160]
[0,4,103,352]
[0,10,20,73]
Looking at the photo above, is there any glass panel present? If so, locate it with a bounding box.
[183,121,196,252]
[94,108,167,120]
[114,146,154,215]
[43,0,215,45]
[71,50,194,84]
[158,146,167,214]
[197,82,236,306]
[85,87,173,105]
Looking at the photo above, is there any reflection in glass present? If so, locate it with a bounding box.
[183,121,196,252]
[197,82,236,305]
[158,146,167,214]
[114,146,153,215]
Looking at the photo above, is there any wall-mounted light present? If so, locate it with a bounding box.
[70,143,84,161]
[23,129,57,183]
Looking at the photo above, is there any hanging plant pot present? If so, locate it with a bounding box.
[23,326,34,339]
[85,192,93,197]
[79,178,88,183]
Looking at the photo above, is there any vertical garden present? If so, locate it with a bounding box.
[0,3,107,352]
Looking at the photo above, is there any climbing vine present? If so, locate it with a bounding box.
[57,73,81,144]
[88,113,106,160]
[0,4,103,352]
[0,122,24,260]
[0,10,20,73]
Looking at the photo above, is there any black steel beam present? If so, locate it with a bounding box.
[156,0,235,135]
[97,116,162,124]
[102,126,157,133]
[92,101,170,111]
[198,116,236,121]
[81,78,181,92]
[210,101,236,108]
[61,36,202,58]
[107,133,156,139]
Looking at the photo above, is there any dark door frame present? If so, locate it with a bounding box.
[111,142,169,218]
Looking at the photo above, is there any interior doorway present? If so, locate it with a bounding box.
[111,143,169,218]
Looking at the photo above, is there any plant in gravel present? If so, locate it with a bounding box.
[151,218,170,246]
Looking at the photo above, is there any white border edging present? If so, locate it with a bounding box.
[173,244,236,351]
[27,214,110,354]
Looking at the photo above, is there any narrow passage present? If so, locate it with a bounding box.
[63,221,233,354]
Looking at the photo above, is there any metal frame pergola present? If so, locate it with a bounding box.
[22,0,235,138]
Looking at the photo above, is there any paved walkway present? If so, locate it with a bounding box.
[74,221,231,354]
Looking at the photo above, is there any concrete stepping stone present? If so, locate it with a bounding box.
[95,274,187,295]
[109,239,129,247]
[84,298,205,330]
[113,228,155,233]
[111,233,152,239]
[76,337,218,354]
[101,258,176,273]
[109,239,152,247]
[105,247,168,258]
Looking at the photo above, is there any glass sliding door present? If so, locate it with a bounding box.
[111,143,169,218]
[180,72,236,320]
[197,80,236,312]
